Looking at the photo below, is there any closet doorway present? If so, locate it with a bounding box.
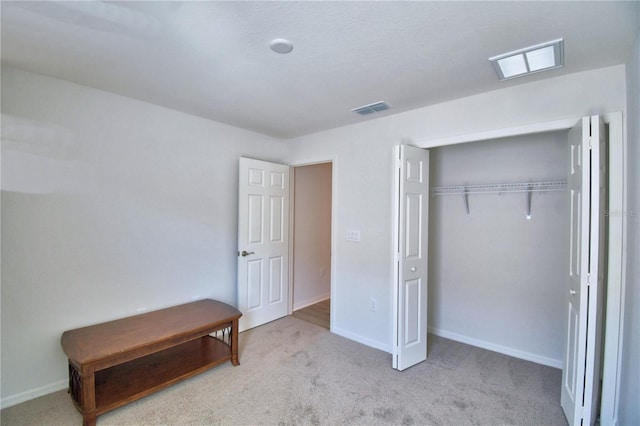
[396,112,623,426]
[428,131,569,366]
[290,162,333,330]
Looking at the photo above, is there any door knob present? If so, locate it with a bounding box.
[410,267,417,272]
[240,250,255,257]
[569,289,576,296]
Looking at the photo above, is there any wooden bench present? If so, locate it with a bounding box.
[61,299,242,426]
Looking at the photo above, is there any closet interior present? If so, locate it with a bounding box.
[427,130,570,367]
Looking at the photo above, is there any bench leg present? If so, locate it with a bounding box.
[80,368,97,426]
[231,318,240,366]
[83,413,97,426]
[69,362,98,425]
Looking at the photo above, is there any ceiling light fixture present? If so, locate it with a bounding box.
[489,38,564,81]
[270,38,293,54]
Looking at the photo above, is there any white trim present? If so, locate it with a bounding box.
[391,145,401,369]
[333,326,392,353]
[288,169,296,317]
[329,159,337,334]
[292,294,330,311]
[428,327,563,369]
[416,117,579,148]
[600,111,626,426]
[1,379,67,410]
[289,156,337,334]
[289,157,336,167]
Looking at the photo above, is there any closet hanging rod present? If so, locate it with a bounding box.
[431,180,567,196]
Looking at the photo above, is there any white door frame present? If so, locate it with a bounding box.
[288,156,337,332]
[415,112,625,425]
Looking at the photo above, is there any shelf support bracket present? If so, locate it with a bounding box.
[526,184,533,219]
[463,188,470,215]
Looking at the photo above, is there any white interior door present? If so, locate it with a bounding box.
[561,115,606,426]
[393,145,430,371]
[237,157,289,332]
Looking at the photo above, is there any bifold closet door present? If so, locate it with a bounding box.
[561,115,606,426]
[393,145,429,371]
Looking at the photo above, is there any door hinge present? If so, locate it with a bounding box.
[588,137,593,150]
[395,157,402,169]
[586,273,591,286]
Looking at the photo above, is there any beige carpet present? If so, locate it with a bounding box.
[1,315,567,425]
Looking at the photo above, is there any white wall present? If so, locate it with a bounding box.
[428,132,568,366]
[292,163,332,310]
[1,62,631,410]
[0,66,287,406]
[619,25,640,426]
[286,65,626,354]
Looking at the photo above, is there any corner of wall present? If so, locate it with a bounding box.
[617,25,640,426]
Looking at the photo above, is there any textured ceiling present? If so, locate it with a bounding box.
[1,1,638,138]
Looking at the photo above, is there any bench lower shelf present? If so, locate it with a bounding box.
[85,336,231,414]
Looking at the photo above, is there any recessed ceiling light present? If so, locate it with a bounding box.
[270,38,293,54]
[489,39,564,81]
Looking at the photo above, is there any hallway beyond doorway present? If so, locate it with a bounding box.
[292,299,330,329]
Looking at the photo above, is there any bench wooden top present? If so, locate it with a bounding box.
[61,299,241,366]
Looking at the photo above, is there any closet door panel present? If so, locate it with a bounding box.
[393,145,429,371]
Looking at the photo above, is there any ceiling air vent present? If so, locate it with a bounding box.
[351,101,391,116]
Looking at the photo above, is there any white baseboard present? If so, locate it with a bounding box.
[428,327,563,369]
[1,379,67,410]
[330,326,561,368]
[293,293,330,311]
[332,326,392,354]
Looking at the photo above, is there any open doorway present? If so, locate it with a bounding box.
[291,162,332,329]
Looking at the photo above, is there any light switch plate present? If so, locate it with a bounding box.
[346,230,360,242]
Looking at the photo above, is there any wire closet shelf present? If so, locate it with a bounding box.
[430,180,567,196]
[430,180,567,218]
